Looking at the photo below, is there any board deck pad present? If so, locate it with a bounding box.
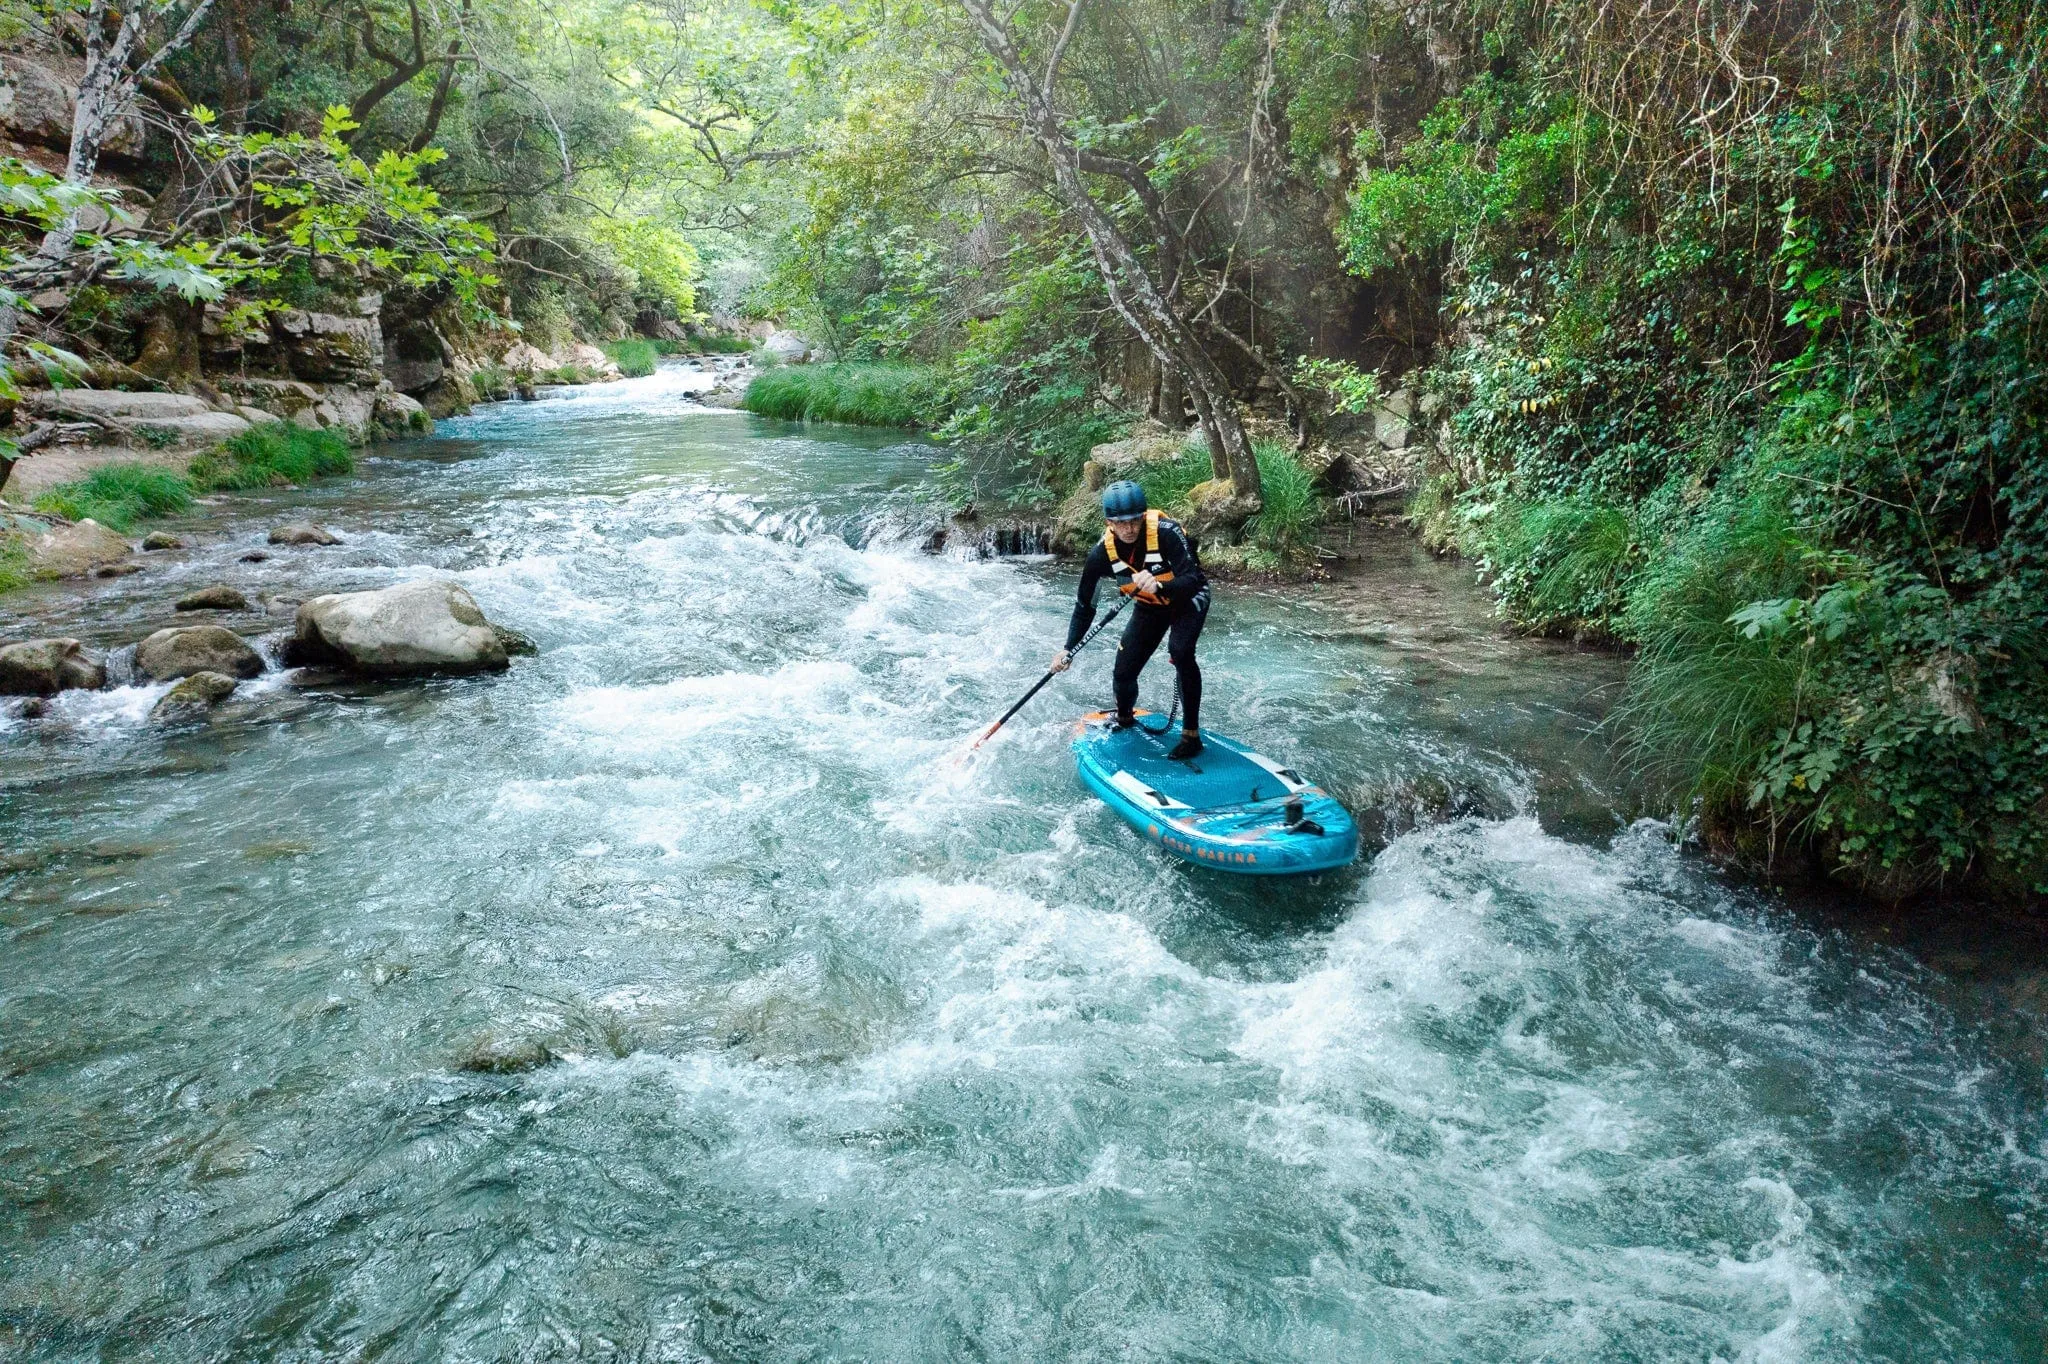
[1072,712,1359,875]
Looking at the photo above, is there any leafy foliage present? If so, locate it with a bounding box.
[1353,0,2048,898]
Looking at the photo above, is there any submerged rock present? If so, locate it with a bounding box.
[284,579,512,677]
[459,1034,554,1074]
[152,670,238,719]
[0,638,106,695]
[269,522,342,547]
[176,584,250,612]
[28,518,130,579]
[491,624,539,657]
[135,625,265,682]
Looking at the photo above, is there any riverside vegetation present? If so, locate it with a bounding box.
[0,0,2039,904]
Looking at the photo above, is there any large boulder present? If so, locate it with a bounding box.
[135,625,265,682]
[0,56,144,159]
[25,390,211,423]
[276,310,385,384]
[218,376,384,443]
[284,579,513,677]
[565,343,622,380]
[24,388,250,448]
[28,519,130,579]
[372,389,432,437]
[761,332,810,364]
[382,321,447,394]
[0,638,105,695]
[151,670,238,720]
[1084,421,1189,480]
[500,341,554,377]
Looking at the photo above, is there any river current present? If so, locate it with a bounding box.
[2,364,2043,1361]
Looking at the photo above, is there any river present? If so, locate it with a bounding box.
[2,363,2043,1361]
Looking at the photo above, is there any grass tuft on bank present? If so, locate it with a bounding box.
[1138,437,1325,567]
[29,426,356,540]
[742,363,938,427]
[0,532,30,594]
[190,424,354,490]
[602,339,659,377]
[34,463,193,531]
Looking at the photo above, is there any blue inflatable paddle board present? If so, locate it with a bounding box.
[1072,712,1359,875]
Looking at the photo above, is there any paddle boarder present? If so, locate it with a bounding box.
[1050,480,1211,760]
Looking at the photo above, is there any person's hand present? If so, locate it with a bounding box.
[1131,570,1159,595]
[1049,649,1071,673]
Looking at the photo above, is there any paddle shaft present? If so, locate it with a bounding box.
[971,595,1130,749]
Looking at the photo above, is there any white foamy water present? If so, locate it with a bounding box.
[0,363,2041,1361]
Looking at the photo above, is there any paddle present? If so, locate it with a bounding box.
[969,595,1131,750]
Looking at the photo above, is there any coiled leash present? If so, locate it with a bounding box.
[1138,673,1182,737]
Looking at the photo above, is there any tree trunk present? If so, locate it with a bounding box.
[39,0,216,261]
[1152,361,1185,427]
[957,0,1260,521]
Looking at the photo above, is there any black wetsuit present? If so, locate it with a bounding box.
[1066,517,1211,731]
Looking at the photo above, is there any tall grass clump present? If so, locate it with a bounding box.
[741,363,938,426]
[33,463,193,531]
[189,424,353,491]
[1615,499,1814,817]
[1483,500,1639,637]
[1135,438,1213,514]
[1136,437,1326,565]
[602,339,659,377]
[0,532,32,593]
[1245,441,1321,561]
[697,333,753,354]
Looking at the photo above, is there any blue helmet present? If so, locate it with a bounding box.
[1101,480,1147,520]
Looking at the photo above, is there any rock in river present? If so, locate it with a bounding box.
[175,584,251,612]
[141,531,185,551]
[27,518,129,579]
[0,639,106,695]
[269,522,342,546]
[135,625,266,682]
[458,1034,555,1074]
[284,579,514,677]
[152,670,239,719]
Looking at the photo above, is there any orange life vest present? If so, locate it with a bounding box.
[1105,510,1176,606]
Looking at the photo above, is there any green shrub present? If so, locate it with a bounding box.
[602,339,659,377]
[697,333,753,354]
[472,366,512,400]
[741,362,938,426]
[189,424,353,491]
[33,463,194,531]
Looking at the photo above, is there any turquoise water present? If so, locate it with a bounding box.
[2,366,2043,1360]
